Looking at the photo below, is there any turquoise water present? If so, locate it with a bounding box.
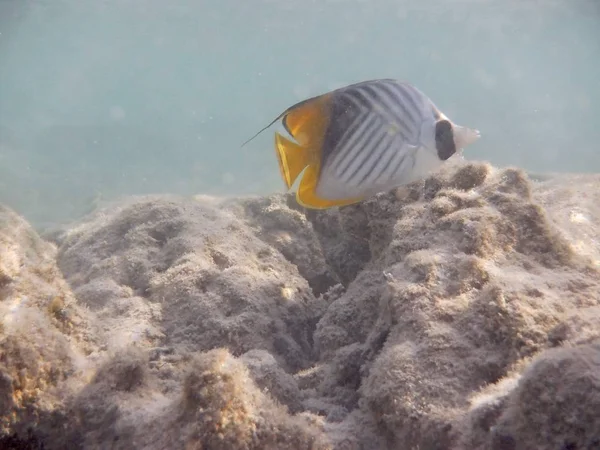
[0,0,599,228]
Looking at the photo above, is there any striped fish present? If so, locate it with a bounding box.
[243,79,480,209]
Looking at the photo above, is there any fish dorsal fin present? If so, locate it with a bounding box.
[241,113,285,147]
[279,93,333,147]
[241,92,334,148]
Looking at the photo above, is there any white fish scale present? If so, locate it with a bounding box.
[331,108,373,178]
[327,91,370,171]
[408,145,444,183]
[374,82,421,132]
[391,146,418,183]
[394,82,433,127]
[315,79,444,201]
[364,133,405,184]
[329,95,371,168]
[330,86,416,182]
[357,131,397,187]
[337,115,384,183]
[379,141,414,182]
[337,82,425,188]
[366,82,420,140]
[345,124,393,187]
[353,86,414,142]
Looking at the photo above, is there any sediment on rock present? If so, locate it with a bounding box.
[1,162,599,449]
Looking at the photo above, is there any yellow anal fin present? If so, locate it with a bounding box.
[296,165,364,210]
[275,132,311,189]
[282,93,333,148]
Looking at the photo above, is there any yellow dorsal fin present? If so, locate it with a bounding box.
[241,92,334,148]
[275,132,311,189]
[280,93,333,148]
[296,165,364,210]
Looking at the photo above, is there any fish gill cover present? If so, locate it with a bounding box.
[0,161,599,450]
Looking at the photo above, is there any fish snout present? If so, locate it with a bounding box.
[453,124,481,149]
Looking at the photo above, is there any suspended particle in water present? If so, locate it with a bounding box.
[110,106,126,121]
[293,85,311,100]
[221,172,235,185]
[396,7,407,19]
[327,81,348,91]
[472,67,497,89]
[575,95,591,111]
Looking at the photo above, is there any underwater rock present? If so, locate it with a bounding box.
[458,341,600,450]
[130,348,329,450]
[313,163,599,449]
[55,195,322,372]
[1,162,600,449]
[233,193,342,296]
[0,204,98,447]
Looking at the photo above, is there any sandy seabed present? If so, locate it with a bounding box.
[0,160,599,450]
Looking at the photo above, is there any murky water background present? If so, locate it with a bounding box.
[0,0,598,228]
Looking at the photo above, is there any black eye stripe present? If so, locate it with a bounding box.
[435,120,456,161]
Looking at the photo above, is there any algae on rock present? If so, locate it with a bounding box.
[1,162,600,449]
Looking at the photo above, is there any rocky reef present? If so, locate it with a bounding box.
[1,161,599,450]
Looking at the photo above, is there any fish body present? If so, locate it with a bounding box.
[244,79,480,209]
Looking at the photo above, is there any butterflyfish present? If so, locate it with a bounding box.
[243,79,481,209]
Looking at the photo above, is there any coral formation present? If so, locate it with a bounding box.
[1,162,599,449]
